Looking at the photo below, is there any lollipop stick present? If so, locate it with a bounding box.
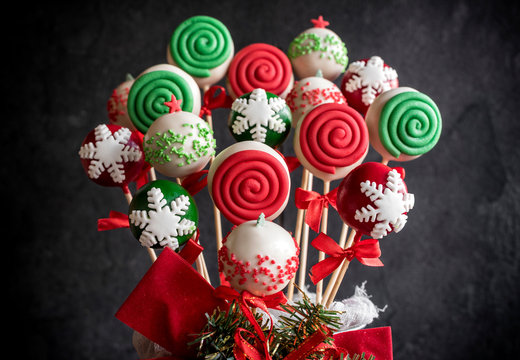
[122,185,157,263]
[324,230,359,308]
[297,170,313,291]
[315,180,330,305]
[287,168,310,301]
[321,223,352,306]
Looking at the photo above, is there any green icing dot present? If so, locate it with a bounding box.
[170,15,233,78]
[288,31,348,69]
[379,91,442,158]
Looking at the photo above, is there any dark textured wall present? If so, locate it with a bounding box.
[8,0,520,359]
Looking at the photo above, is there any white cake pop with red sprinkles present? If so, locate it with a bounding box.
[218,214,299,297]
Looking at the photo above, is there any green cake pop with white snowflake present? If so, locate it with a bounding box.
[228,88,292,148]
[128,179,198,251]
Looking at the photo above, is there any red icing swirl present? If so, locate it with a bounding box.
[298,103,368,175]
[211,150,290,225]
[228,43,293,98]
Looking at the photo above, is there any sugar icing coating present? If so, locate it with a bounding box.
[107,75,137,131]
[143,111,216,179]
[227,43,294,99]
[285,74,346,128]
[128,179,198,250]
[293,103,369,181]
[127,64,201,134]
[207,141,291,225]
[341,56,399,115]
[167,15,234,89]
[336,162,414,239]
[78,124,144,187]
[288,16,348,82]
[218,215,299,296]
[365,87,442,163]
[228,88,292,148]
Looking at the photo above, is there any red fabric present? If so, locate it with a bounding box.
[115,248,227,358]
[177,237,203,265]
[180,170,208,196]
[199,85,233,117]
[334,327,393,360]
[97,211,129,231]
[309,233,383,284]
[294,187,338,233]
[283,155,301,173]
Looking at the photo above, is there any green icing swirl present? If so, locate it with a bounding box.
[170,15,232,78]
[127,70,195,133]
[379,91,442,158]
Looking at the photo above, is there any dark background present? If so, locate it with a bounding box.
[7,0,520,359]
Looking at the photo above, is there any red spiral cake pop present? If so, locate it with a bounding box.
[227,43,294,100]
[207,141,291,225]
[293,103,369,182]
[336,162,415,239]
[78,124,145,188]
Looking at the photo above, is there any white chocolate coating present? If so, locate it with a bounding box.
[107,78,137,131]
[218,218,299,296]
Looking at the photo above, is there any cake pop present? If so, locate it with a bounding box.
[285,72,346,128]
[340,56,398,116]
[167,15,234,89]
[227,43,294,99]
[127,64,201,134]
[218,214,299,297]
[143,101,216,179]
[78,124,144,188]
[207,141,291,225]
[228,88,292,148]
[293,102,369,182]
[288,16,348,81]
[128,179,198,251]
[364,87,442,164]
[107,74,137,131]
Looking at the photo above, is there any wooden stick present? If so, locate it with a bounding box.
[297,171,313,291]
[122,186,157,263]
[286,168,310,301]
[321,224,352,306]
[315,180,330,305]
[324,230,358,308]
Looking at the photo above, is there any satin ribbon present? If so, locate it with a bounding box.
[199,85,233,117]
[97,211,129,231]
[274,150,301,173]
[180,170,208,196]
[294,187,338,233]
[309,233,384,284]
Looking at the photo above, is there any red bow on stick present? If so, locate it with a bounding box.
[199,85,234,117]
[309,233,384,284]
[97,210,129,231]
[180,169,208,196]
[295,187,338,233]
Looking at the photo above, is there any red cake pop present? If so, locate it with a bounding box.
[336,162,415,239]
[78,124,145,189]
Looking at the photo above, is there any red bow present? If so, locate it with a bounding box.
[199,85,233,117]
[180,169,208,196]
[295,187,338,233]
[309,233,384,284]
[97,211,129,231]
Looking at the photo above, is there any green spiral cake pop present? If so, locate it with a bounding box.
[365,87,442,163]
[167,15,234,89]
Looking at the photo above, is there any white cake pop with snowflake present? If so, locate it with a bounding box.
[228,88,292,148]
[336,162,415,240]
[218,213,299,296]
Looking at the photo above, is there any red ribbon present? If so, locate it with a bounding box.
[309,233,384,284]
[294,187,338,233]
[199,85,233,117]
[97,211,129,231]
[180,170,208,196]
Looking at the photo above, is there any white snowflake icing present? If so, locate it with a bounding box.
[354,169,415,239]
[344,56,398,106]
[128,187,196,250]
[78,124,142,183]
[231,88,287,143]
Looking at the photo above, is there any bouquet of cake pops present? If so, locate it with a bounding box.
[79,14,441,360]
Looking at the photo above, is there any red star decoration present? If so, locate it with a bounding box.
[311,15,330,28]
[164,94,183,113]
